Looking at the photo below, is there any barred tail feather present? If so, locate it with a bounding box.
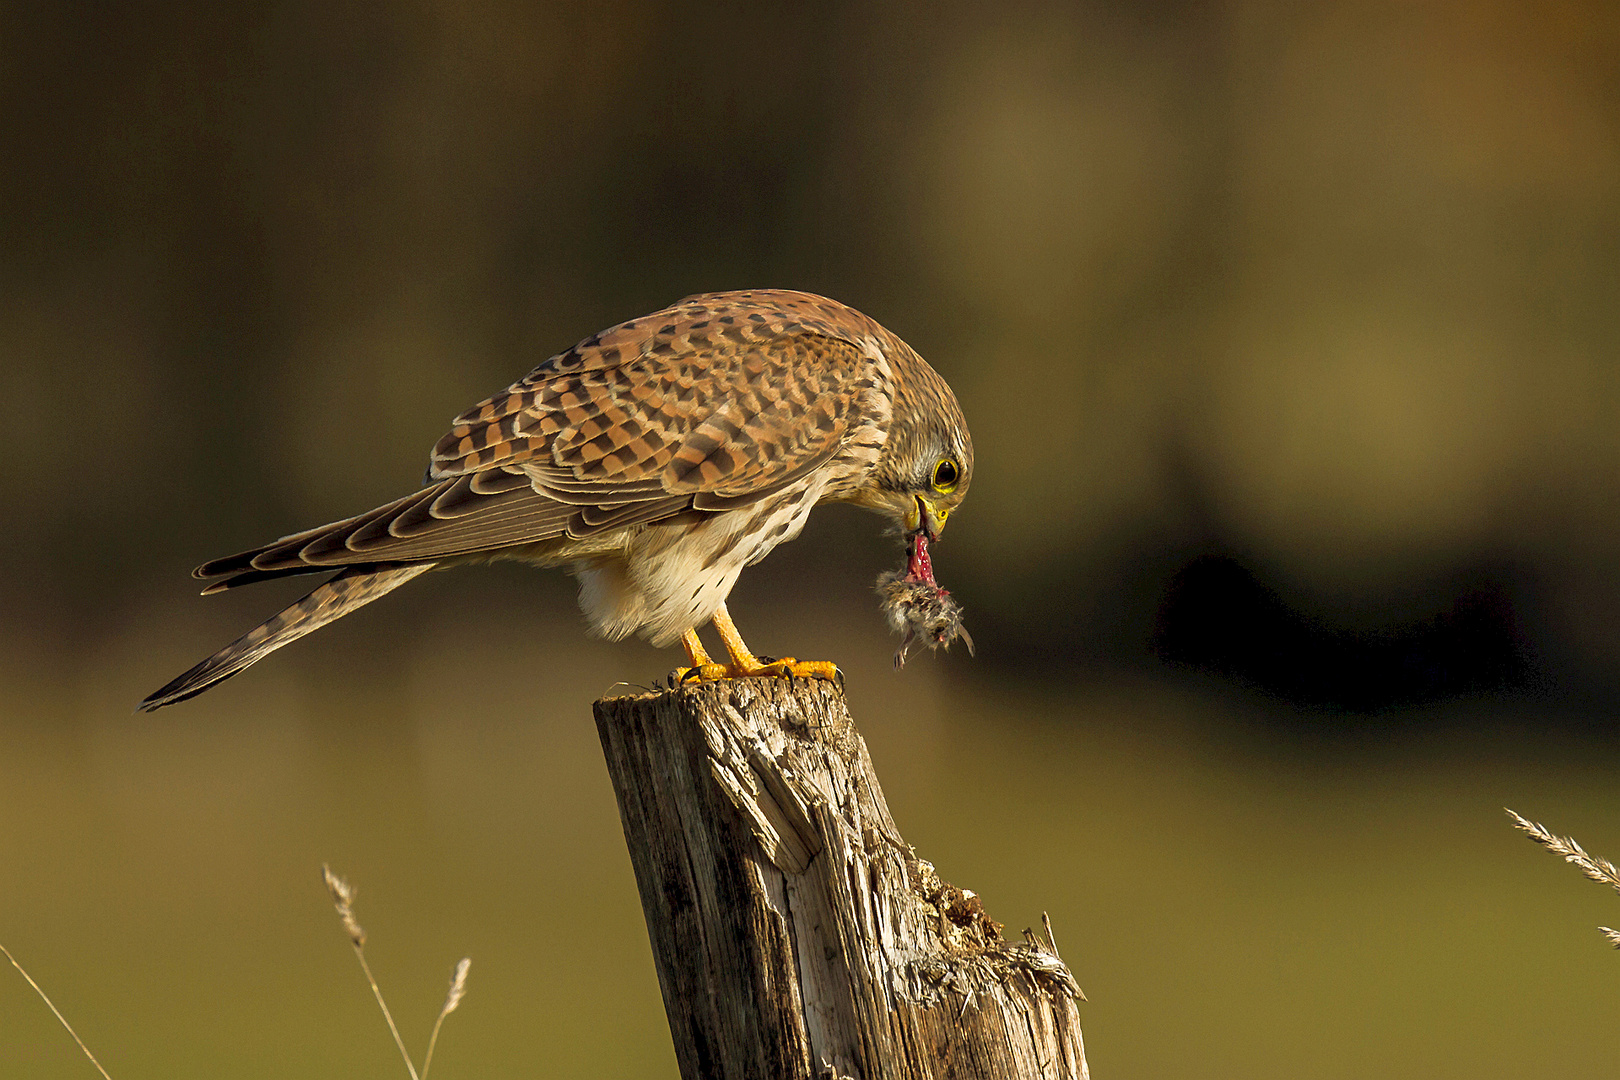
[138,564,436,712]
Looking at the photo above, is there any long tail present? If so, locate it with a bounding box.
[138,564,436,712]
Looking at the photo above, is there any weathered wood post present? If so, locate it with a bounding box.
[594,678,1088,1080]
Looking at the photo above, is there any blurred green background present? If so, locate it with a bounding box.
[4,1,1620,1076]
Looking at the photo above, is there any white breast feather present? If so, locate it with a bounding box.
[573,474,829,646]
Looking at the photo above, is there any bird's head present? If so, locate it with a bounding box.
[849,352,973,552]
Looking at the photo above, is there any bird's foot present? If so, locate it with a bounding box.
[671,607,844,689]
[670,657,843,688]
[752,656,844,686]
[670,662,727,685]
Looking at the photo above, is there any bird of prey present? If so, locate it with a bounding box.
[140,289,973,711]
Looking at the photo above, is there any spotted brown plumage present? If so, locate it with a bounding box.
[140,289,973,711]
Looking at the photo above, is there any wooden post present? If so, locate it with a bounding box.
[594,678,1089,1080]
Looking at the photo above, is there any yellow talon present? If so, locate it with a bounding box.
[669,605,842,687]
[752,657,843,683]
[671,662,730,685]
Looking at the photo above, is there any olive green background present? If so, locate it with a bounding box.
[4,2,1620,1076]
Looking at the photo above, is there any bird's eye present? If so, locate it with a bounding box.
[932,458,959,492]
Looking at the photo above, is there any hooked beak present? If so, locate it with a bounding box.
[907,496,950,541]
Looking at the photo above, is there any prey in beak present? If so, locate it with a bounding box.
[877,530,974,670]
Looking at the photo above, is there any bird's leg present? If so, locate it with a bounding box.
[680,627,713,667]
[707,602,841,683]
[670,627,727,685]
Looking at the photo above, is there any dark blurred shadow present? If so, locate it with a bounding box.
[1150,554,1538,712]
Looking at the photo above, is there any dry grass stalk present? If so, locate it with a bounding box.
[4,867,474,1080]
[322,864,419,1080]
[322,863,367,946]
[1506,809,1620,893]
[1507,808,1620,948]
[1,940,115,1080]
[321,864,471,1080]
[421,958,471,1080]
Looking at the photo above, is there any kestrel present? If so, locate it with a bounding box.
[140,289,972,711]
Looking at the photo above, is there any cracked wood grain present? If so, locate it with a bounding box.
[594,679,1088,1080]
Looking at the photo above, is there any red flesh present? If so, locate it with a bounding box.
[905,533,937,586]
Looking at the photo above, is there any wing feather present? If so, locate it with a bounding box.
[196,291,887,594]
[197,479,578,584]
[427,290,881,512]
[569,497,691,536]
